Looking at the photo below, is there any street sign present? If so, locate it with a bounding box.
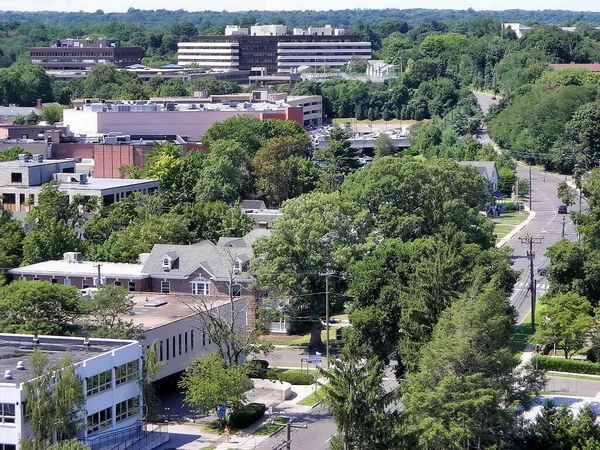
[307,356,322,364]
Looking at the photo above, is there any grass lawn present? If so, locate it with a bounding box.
[297,389,322,406]
[263,326,341,346]
[253,417,290,436]
[493,210,529,239]
[512,321,533,357]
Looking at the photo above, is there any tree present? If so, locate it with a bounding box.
[251,135,318,206]
[534,292,594,359]
[0,281,85,335]
[317,356,399,449]
[21,350,85,450]
[179,352,253,415]
[49,440,91,450]
[557,180,577,206]
[140,342,164,421]
[85,284,142,339]
[12,115,25,125]
[347,55,368,73]
[25,111,40,125]
[313,126,361,192]
[0,209,25,286]
[41,104,65,125]
[373,134,396,159]
[564,101,600,163]
[0,145,31,161]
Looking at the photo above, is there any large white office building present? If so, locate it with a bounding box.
[276,41,371,71]
[0,334,146,449]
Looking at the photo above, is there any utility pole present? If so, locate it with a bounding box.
[529,160,532,212]
[271,420,307,450]
[519,235,543,333]
[321,269,334,369]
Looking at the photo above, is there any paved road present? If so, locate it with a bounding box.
[473,91,500,115]
[547,376,600,397]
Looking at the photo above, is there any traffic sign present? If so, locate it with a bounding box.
[307,356,322,364]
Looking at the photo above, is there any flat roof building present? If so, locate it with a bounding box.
[178,25,371,75]
[0,157,159,212]
[30,38,143,71]
[0,333,145,448]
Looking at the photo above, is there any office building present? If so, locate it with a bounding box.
[0,333,146,449]
[30,38,143,70]
[178,24,371,74]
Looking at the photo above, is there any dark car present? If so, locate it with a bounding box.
[558,205,568,214]
[537,267,548,276]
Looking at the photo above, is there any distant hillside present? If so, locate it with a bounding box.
[1,8,600,29]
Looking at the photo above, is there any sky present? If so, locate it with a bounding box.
[2,0,600,13]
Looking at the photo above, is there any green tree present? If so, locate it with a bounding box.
[0,145,30,162]
[313,126,361,192]
[534,292,594,359]
[373,134,396,159]
[179,352,253,415]
[251,135,318,206]
[557,181,577,206]
[0,281,85,335]
[41,105,65,125]
[318,356,399,449]
[12,115,25,125]
[0,209,25,285]
[49,440,91,450]
[140,342,164,421]
[25,111,40,125]
[85,284,142,339]
[564,101,600,163]
[21,350,85,450]
[347,55,368,73]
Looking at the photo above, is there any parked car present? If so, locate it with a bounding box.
[537,267,548,276]
[558,205,568,214]
[491,95,497,100]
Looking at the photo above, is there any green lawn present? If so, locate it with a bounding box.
[512,321,534,357]
[253,423,283,436]
[493,210,529,239]
[297,389,322,406]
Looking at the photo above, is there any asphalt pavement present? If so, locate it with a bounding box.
[473,91,500,115]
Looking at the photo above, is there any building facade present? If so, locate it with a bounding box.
[0,334,143,449]
[178,26,371,74]
[30,38,143,70]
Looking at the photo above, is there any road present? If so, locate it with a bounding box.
[547,376,600,397]
[473,91,500,115]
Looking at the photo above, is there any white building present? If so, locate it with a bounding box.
[0,334,146,449]
[0,158,159,213]
[366,60,395,78]
[225,25,249,36]
[502,23,531,38]
[277,41,371,72]
[282,95,323,126]
[177,41,240,70]
[292,25,345,36]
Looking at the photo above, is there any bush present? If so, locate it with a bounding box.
[228,403,266,429]
[535,356,600,375]
[277,370,315,385]
[500,201,523,211]
[244,360,269,378]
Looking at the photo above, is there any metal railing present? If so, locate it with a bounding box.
[119,422,168,450]
[84,421,144,450]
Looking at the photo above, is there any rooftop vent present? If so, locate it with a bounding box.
[4,370,12,379]
[16,361,25,370]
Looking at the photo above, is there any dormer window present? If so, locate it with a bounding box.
[162,258,171,271]
[233,260,242,274]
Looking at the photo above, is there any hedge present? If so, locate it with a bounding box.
[228,403,266,429]
[244,360,269,378]
[277,370,315,385]
[535,356,600,375]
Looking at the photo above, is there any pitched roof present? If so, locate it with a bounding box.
[241,199,267,210]
[458,161,498,181]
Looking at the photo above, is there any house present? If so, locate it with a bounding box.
[0,333,150,449]
[0,107,41,125]
[458,161,500,192]
[502,23,531,38]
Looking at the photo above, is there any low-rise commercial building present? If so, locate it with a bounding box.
[0,333,144,449]
[0,157,159,212]
[30,38,143,70]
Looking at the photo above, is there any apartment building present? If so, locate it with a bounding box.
[30,38,143,70]
[0,334,144,449]
[178,24,371,74]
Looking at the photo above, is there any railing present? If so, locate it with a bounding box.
[84,421,144,450]
[119,422,168,450]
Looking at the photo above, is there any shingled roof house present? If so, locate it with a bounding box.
[10,229,271,296]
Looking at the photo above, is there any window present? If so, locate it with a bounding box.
[191,330,194,350]
[161,281,170,294]
[166,338,170,360]
[179,334,182,355]
[191,281,210,295]
[128,281,136,292]
[10,173,22,183]
[86,370,112,396]
[232,284,243,297]
[87,407,112,434]
[185,332,188,353]
[51,278,58,284]
[159,341,163,361]
[0,403,15,423]
[203,332,206,347]
[64,279,71,286]
[115,360,138,386]
[82,279,90,289]
[116,396,139,423]
[172,336,176,358]
[114,281,122,286]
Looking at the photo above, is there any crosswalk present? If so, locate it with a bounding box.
[515,281,548,293]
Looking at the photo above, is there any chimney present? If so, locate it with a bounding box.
[36,99,42,109]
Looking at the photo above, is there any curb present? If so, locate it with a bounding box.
[496,205,535,249]
[547,370,600,380]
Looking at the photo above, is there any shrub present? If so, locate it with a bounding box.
[535,356,600,375]
[501,201,523,211]
[277,370,315,385]
[244,360,269,378]
[228,403,266,429]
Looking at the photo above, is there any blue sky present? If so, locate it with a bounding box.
[3,0,600,13]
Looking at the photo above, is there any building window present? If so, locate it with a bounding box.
[202,331,206,347]
[64,279,71,286]
[115,396,139,423]
[51,278,58,284]
[191,330,194,350]
[191,281,210,295]
[172,336,176,358]
[0,403,15,423]
[82,279,90,289]
[166,338,170,360]
[86,370,112,396]
[161,281,170,294]
[87,407,112,434]
[115,360,138,386]
[232,284,243,297]
[114,281,122,286]
[185,332,188,353]
[159,340,163,361]
[128,281,136,292]
[10,173,22,183]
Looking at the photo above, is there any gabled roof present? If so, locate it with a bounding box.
[458,161,498,181]
[241,199,267,210]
